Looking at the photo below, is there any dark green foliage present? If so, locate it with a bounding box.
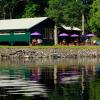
[88,0,100,35]
[22,2,38,18]
[46,0,86,27]
[0,0,99,35]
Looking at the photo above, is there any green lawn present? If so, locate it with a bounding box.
[0,45,100,49]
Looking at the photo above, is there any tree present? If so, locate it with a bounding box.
[22,2,38,18]
[88,0,100,35]
[46,0,84,45]
[0,0,25,19]
[30,0,48,16]
[22,0,48,18]
[46,0,66,45]
[46,0,66,24]
[0,0,9,19]
[62,0,83,27]
[8,0,20,19]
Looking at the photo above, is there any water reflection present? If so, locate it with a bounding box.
[0,58,100,100]
[1,57,100,66]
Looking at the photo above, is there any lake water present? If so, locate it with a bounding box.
[0,58,100,100]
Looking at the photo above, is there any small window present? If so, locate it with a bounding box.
[14,33,25,35]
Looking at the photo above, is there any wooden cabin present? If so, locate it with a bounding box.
[0,17,55,46]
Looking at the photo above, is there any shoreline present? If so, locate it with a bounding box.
[0,47,100,59]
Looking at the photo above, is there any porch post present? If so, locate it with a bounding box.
[28,32,30,45]
[54,25,58,45]
[26,31,30,45]
[10,42,14,46]
[10,32,14,46]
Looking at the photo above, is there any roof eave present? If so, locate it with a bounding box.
[29,17,48,30]
[0,28,28,32]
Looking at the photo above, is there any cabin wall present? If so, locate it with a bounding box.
[0,18,55,46]
[29,18,55,45]
[0,31,30,45]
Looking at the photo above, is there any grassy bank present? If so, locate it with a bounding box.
[0,45,100,49]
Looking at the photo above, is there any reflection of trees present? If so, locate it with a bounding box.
[0,58,100,68]
[80,65,92,100]
[89,65,100,100]
[40,67,54,89]
[48,83,82,100]
[1,61,100,100]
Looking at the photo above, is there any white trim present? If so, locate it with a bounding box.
[0,33,10,35]
[14,33,25,35]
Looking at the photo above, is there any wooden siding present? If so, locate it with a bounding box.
[0,32,30,45]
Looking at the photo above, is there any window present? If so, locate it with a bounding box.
[43,27,53,39]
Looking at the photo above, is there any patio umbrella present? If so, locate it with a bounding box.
[85,33,95,45]
[86,33,95,37]
[70,34,79,45]
[70,34,79,37]
[59,33,69,36]
[31,32,41,36]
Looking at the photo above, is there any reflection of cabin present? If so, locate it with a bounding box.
[0,17,54,45]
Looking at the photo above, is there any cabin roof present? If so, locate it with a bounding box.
[61,24,81,31]
[0,17,48,31]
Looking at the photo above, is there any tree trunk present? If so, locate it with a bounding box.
[3,4,8,19]
[9,7,14,19]
[9,11,12,19]
[82,13,85,35]
[54,24,58,45]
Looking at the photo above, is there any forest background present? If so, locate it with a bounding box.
[0,0,99,37]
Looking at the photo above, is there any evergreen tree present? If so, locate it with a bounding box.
[89,0,100,35]
[22,2,38,18]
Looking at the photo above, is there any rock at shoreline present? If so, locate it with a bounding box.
[0,48,99,59]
